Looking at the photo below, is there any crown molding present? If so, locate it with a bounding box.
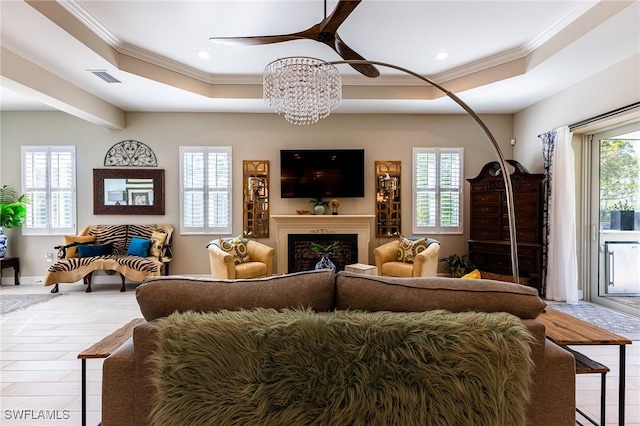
[119,43,214,84]
[57,0,596,87]
[58,0,120,47]
[54,0,603,89]
[523,1,597,52]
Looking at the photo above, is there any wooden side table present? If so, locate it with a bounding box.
[563,345,610,425]
[0,257,20,285]
[78,318,145,426]
[538,308,632,426]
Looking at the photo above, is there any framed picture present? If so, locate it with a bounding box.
[127,189,153,206]
[93,168,165,215]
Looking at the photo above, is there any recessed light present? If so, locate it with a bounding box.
[197,50,211,59]
[435,51,450,60]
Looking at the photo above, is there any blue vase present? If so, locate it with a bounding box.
[0,227,7,259]
[315,254,336,272]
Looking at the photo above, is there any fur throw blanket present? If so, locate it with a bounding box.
[150,309,533,426]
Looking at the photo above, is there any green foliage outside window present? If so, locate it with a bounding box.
[599,140,639,221]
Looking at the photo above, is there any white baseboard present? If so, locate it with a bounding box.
[1,276,42,285]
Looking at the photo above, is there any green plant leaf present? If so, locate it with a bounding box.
[310,241,339,254]
[0,185,29,228]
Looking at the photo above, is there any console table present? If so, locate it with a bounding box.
[538,308,632,425]
[0,257,20,285]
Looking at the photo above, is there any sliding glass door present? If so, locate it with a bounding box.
[588,123,640,317]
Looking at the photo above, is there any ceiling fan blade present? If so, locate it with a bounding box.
[209,34,306,46]
[333,34,379,78]
[320,0,363,33]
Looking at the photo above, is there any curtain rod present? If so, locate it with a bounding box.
[568,101,640,130]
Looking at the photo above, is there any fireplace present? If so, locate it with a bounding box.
[271,215,375,274]
[288,234,358,273]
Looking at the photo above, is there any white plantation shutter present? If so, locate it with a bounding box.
[22,146,76,235]
[413,147,463,234]
[180,146,232,234]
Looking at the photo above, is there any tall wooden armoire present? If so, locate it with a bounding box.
[467,160,545,295]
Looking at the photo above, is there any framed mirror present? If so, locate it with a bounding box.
[375,160,401,237]
[93,168,165,215]
[243,160,269,238]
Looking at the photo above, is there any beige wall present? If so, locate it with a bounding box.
[513,53,640,173]
[1,111,514,281]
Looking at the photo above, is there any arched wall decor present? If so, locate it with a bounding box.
[104,140,158,167]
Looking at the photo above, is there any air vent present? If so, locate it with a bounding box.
[88,70,121,83]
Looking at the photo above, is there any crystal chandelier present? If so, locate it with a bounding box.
[263,57,342,125]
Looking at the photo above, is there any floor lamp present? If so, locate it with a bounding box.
[263,57,519,282]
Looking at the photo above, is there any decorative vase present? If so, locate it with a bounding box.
[315,254,336,272]
[0,227,7,259]
[313,204,327,215]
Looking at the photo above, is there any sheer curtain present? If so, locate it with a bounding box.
[539,126,579,302]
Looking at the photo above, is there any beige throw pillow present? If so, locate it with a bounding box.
[396,237,427,264]
[149,230,168,259]
[218,235,251,264]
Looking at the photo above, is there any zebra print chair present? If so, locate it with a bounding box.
[44,224,173,293]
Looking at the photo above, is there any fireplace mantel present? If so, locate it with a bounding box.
[271,215,375,273]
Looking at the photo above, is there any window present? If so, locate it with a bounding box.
[180,146,232,234]
[413,147,463,234]
[21,146,76,235]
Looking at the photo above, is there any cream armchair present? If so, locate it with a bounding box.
[207,239,275,279]
[374,238,440,277]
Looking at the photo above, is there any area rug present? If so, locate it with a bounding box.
[547,302,640,341]
[0,293,64,315]
[151,308,533,426]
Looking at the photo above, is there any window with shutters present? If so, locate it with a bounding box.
[21,146,76,235]
[180,146,232,234]
[413,147,463,234]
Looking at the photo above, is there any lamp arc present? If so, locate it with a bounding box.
[274,58,520,282]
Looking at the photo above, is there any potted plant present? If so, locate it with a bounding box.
[311,241,339,271]
[610,200,635,230]
[0,185,30,259]
[439,253,476,278]
[310,197,329,215]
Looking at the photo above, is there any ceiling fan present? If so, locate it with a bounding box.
[209,0,379,78]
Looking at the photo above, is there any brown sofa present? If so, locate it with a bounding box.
[102,270,575,426]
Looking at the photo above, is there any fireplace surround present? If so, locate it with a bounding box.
[272,215,375,274]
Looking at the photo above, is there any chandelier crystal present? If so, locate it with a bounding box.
[263,57,342,125]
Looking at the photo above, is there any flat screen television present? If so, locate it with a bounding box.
[280,149,365,198]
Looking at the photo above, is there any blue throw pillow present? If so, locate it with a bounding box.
[127,237,152,257]
[77,244,113,258]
